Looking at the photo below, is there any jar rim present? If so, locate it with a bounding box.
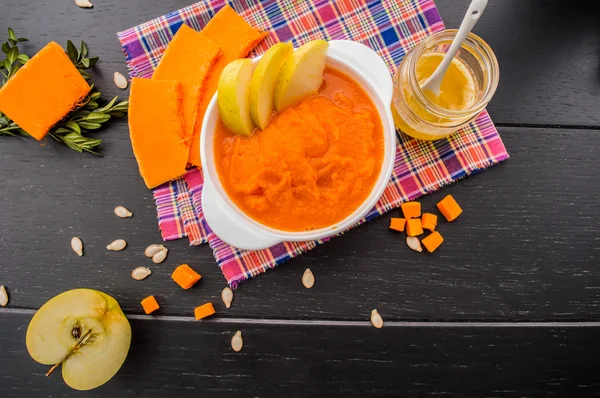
[408,29,500,119]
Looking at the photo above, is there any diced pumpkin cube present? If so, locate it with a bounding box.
[171,264,202,289]
[389,218,406,232]
[128,78,188,188]
[194,302,216,320]
[406,218,424,237]
[401,202,421,219]
[0,41,90,140]
[153,24,221,148]
[188,5,267,167]
[437,195,462,222]
[421,231,444,253]
[141,295,160,314]
[421,213,437,231]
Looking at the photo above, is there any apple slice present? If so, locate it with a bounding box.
[26,289,131,391]
[217,58,256,136]
[249,42,293,129]
[274,40,329,113]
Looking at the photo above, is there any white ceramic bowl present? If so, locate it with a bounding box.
[201,40,395,250]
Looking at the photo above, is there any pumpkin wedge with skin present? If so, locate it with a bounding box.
[128,78,187,188]
[152,24,221,148]
[187,4,267,166]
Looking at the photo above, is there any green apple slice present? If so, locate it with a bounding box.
[26,289,131,391]
[249,42,293,129]
[217,58,256,136]
[274,40,329,113]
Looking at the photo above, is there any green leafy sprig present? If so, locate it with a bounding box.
[0,28,128,155]
[66,40,99,80]
[0,28,29,84]
[49,87,129,155]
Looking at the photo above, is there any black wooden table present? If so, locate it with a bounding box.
[1,0,599,396]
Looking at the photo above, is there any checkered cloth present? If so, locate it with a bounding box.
[117,0,509,289]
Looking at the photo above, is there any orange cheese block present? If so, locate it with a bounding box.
[153,24,221,147]
[129,78,187,188]
[0,41,90,140]
[187,4,267,167]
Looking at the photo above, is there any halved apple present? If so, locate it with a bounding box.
[217,58,256,136]
[249,42,293,129]
[273,40,329,113]
[26,289,131,391]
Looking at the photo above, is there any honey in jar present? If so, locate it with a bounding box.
[392,30,499,141]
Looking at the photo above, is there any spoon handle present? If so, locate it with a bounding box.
[421,0,488,92]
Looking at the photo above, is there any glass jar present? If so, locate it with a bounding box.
[392,29,499,141]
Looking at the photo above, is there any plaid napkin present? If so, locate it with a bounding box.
[118,0,509,288]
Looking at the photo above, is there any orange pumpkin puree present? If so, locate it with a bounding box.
[214,67,384,232]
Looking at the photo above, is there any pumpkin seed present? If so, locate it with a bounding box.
[114,205,133,218]
[231,331,243,352]
[71,237,83,256]
[113,72,128,90]
[370,309,383,329]
[75,0,93,8]
[406,236,423,252]
[302,268,315,289]
[144,244,165,258]
[152,248,168,264]
[221,287,233,308]
[0,285,8,307]
[106,239,127,251]
[131,267,152,281]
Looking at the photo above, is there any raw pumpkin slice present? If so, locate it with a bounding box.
[187,4,267,167]
[128,78,187,189]
[152,24,221,147]
[0,41,90,140]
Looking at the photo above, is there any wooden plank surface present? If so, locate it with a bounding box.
[1,127,598,320]
[1,0,600,396]
[2,311,600,397]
